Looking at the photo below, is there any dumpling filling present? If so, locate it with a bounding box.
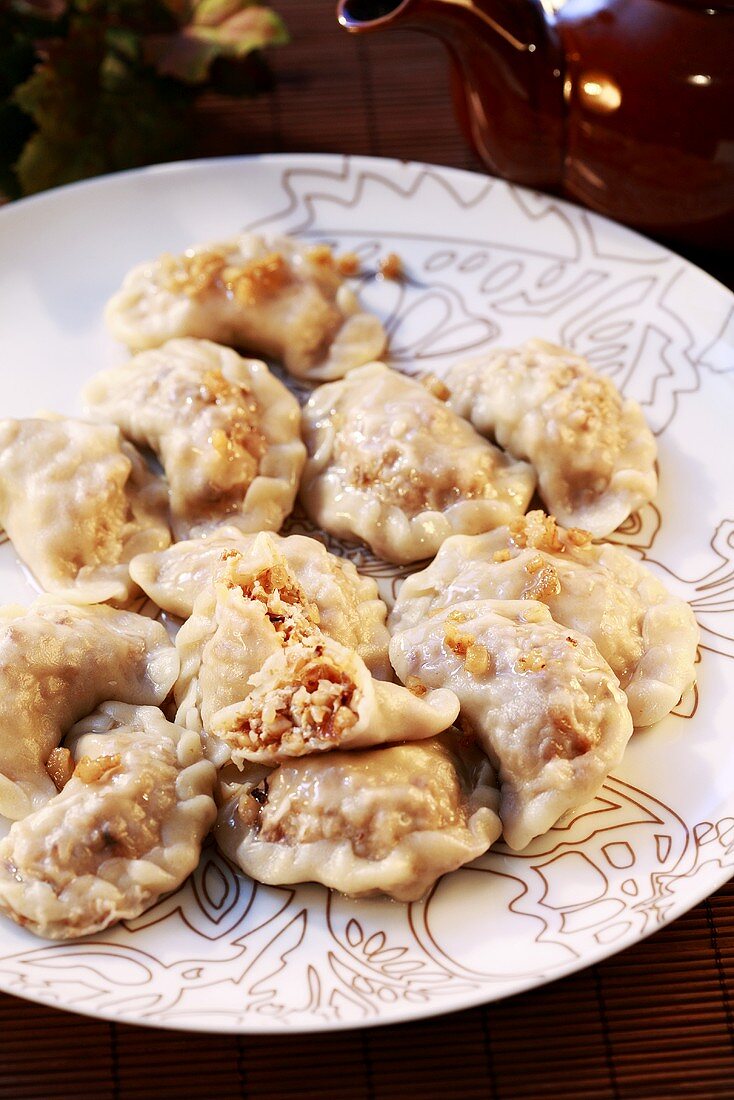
[214,640,359,759]
[174,537,458,765]
[129,528,393,679]
[210,624,459,767]
[226,550,320,641]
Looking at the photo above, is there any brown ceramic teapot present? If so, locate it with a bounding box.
[338,0,734,249]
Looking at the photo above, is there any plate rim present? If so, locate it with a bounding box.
[3,151,733,305]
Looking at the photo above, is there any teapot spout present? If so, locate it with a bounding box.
[337,0,564,191]
[338,0,412,30]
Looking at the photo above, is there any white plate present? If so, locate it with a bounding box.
[0,154,733,1034]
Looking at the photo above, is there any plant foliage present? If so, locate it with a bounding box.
[0,0,288,198]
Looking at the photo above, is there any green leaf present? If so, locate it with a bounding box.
[189,6,288,53]
[104,26,141,63]
[14,129,104,194]
[143,31,219,83]
[192,0,242,28]
[145,5,286,83]
[3,0,286,196]
[11,17,194,195]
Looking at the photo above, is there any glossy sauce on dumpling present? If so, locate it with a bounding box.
[300,362,535,564]
[104,234,386,381]
[389,599,633,851]
[215,732,501,901]
[446,340,657,537]
[0,702,215,939]
[0,417,169,603]
[83,338,305,540]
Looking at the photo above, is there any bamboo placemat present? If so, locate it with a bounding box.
[2,880,734,1097]
[3,2,733,1096]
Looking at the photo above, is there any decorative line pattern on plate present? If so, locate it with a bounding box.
[244,160,733,437]
[0,784,728,1029]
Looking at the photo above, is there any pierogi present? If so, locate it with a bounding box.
[174,535,458,765]
[104,233,386,381]
[0,203,699,935]
[445,339,657,537]
[0,702,215,939]
[210,631,459,766]
[300,362,536,564]
[215,732,502,901]
[389,599,633,851]
[0,417,169,603]
[83,338,304,540]
[390,511,699,727]
[0,602,177,820]
[130,527,392,679]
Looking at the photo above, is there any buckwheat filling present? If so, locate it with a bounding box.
[221,552,320,643]
[214,641,359,760]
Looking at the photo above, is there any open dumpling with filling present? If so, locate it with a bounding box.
[390,510,699,728]
[174,534,458,764]
[130,527,392,679]
[389,599,633,851]
[211,630,459,766]
[174,547,310,755]
[83,338,304,540]
[0,417,169,603]
[0,702,215,939]
[300,362,535,564]
[0,601,178,820]
[445,339,657,537]
[215,731,501,901]
[104,234,386,381]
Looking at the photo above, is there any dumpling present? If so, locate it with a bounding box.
[83,338,305,540]
[389,510,699,728]
[210,631,459,766]
[104,234,386,381]
[0,702,216,939]
[173,532,352,741]
[0,602,178,820]
[214,732,501,901]
[389,599,633,851]
[174,534,458,764]
[0,417,169,603]
[130,527,392,679]
[300,362,536,564]
[445,339,657,537]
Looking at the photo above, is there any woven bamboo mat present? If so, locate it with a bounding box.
[2,879,734,1097]
[3,2,733,1096]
